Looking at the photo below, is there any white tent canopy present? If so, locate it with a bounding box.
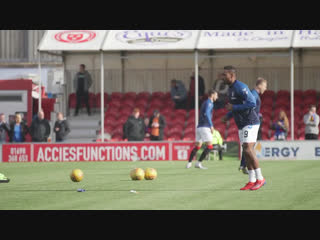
[38,30,108,51]
[293,30,320,48]
[38,30,320,52]
[197,30,294,50]
[102,30,199,51]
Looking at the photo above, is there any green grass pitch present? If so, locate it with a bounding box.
[1,157,320,210]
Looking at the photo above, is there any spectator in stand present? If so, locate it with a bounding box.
[170,79,187,109]
[54,112,71,142]
[188,67,205,109]
[123,108,145,142]
[74,64,93,116]
[144,117,151,138]
[271,110,289,140]
[149,110,166,141]
[213,73,229,109]
[8,113,28,143]
[303,105,320,140]
[29,110,51,142]
[0,113,10,143]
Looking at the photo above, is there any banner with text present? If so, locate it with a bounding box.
[33,142,170,162]
[255,141,320,160]
[2,144,32,162]
[171,142,194,161]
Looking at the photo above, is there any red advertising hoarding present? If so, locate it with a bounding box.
[171,142,194,161]
[2,144,32,162]
[33,142,170,162]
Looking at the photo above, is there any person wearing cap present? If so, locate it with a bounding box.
[123,108,145,142]
[148,110,166,141]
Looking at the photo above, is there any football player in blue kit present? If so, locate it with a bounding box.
[186,89,218,169]
[222,66,266,191]
[238,77,268,174]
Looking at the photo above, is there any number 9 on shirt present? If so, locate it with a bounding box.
[238,124,260,144]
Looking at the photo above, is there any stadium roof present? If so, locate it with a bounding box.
[38,30,320,52]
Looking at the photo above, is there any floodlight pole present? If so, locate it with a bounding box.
[38,51,42,112]
[100,51,105,142]
[290,48,294,141]
[195,50,199,130]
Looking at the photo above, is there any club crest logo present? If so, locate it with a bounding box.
[116,30,192,45]
[55,30,97,43]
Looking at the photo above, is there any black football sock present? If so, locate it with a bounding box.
[188,147,199,162]
[198,147,212,162]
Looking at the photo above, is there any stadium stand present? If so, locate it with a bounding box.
[85,88,320,142]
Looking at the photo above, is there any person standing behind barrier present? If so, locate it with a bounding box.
[54,112,71,142]
[123,108,145,142]
[213,73,229,109]
[271,110,289,140]
[0,113,10,143]
[188,68,205,109]
[170,79,187,109]
[8,113,28,143]
[74,64,93,116]
[304,105,319,140]
[29,111,51,142]
[149,110,166,141]
[144,117,151,138]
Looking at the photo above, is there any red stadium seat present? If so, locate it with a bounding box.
[151,91,165,100]
[163,92,171,100]
[303,89,317,98]
[277,90,290,98]
[96,93,109,109]
[262,132,270,140]
[184,127,195,136]
[136,91,150,100]
[262,90,275,98]
[226,134,239,142]
[110,92,123,101]
[121,100,135,108]
[294,90,303,97]
[108,100,121,109]
[124,92,136,100]
[68,93,77,109]
[167,134,182,141]
[111,134,123,142]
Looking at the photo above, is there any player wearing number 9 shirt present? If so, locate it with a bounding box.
[222,66,266,191]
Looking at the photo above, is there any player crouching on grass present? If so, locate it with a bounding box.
[222,66,266,191]
[186,89,218,169]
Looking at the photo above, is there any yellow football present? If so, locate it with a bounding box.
[130,168,145,180]
[70,169,84,182]
[145,168,157,180]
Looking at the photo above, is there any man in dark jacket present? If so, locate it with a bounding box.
[74,64,93,116]
[123,108,145,141]
[170,79,187,109]
[30,111,51,142]
[0,113,10,143]
[188,68,206,109]
[54,112,71,142]
[148,110,166,141]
